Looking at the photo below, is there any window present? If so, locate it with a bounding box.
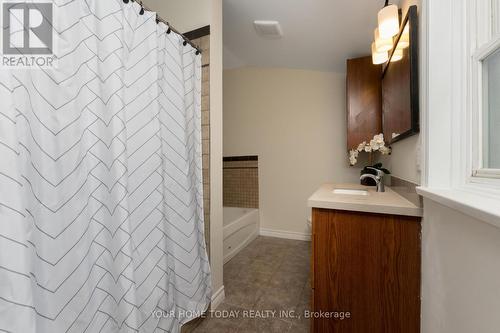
[482,48,500,170]
[470,1,500,181]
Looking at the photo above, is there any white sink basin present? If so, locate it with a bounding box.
[332,189,369,196]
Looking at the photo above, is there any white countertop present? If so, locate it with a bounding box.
[308,183,423,217]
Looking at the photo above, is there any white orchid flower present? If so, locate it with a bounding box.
[374,133,385,144]
[349,133,391,165]
[369,139,381,151]
[349,149,359,165]
[379,146,392,155]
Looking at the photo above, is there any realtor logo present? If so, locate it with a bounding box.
[2,1,54,67]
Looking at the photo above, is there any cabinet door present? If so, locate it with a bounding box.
[346,56,382,149]
[312,208,421,333]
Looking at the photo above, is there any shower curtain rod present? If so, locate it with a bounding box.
[126,0,203,54]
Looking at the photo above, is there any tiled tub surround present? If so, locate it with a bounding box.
[223,156,259,208]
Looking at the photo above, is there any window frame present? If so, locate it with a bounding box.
[470,35,500,182]
[418,0,500,227]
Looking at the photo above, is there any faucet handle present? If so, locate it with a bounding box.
[366,167,384,178]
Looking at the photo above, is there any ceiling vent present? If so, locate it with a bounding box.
[253,20,283,39]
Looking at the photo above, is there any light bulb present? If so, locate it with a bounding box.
[396,24,410,49]
[378,4,399,39]
[372,42,388,65]
[374,28,393,53]
[390,48,403,62]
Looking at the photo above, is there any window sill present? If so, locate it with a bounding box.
[416,187,500,229]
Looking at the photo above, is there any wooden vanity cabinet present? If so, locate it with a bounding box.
[310,208,421,333]
[346,56,383,150]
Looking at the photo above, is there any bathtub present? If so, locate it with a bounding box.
[223,207,259,263]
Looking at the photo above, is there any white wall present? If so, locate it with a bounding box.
[422,199,500,333]
[209,0,224,307]
[223,67,361,235]
[390,135,421,182]
[145,0,210,32]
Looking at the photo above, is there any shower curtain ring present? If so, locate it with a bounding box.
[139,1,145,15]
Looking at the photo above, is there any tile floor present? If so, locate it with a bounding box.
[189,236,311,332]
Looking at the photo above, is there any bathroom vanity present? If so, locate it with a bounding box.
[307,184,422,333]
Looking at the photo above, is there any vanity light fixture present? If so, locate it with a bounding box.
[378,1,399,39]
[372,42,389,64]
[396,25,410,49]
[390,48,404,62]
[374,27,393,52]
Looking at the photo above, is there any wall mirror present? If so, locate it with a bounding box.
[382,5,419,144]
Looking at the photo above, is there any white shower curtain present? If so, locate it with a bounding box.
[0,1,211,332]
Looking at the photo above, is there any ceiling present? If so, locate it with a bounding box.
[223,0,401,72]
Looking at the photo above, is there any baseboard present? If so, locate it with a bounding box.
[211,285,225,310]
[259,228,311,241]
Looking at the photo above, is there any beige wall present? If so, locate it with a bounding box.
[422,199,500,333]
[145,0,210,32]
[401,0,419,15]
[223,67,361,235]
[390,135,420,183]
[388,0,422,184]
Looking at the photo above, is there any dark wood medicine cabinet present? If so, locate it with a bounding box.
[346,5,419,148]
[346,56,383,150]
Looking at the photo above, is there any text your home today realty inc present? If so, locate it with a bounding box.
[152,309,352,320]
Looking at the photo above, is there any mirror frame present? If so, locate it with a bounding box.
[382,5,419,144]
